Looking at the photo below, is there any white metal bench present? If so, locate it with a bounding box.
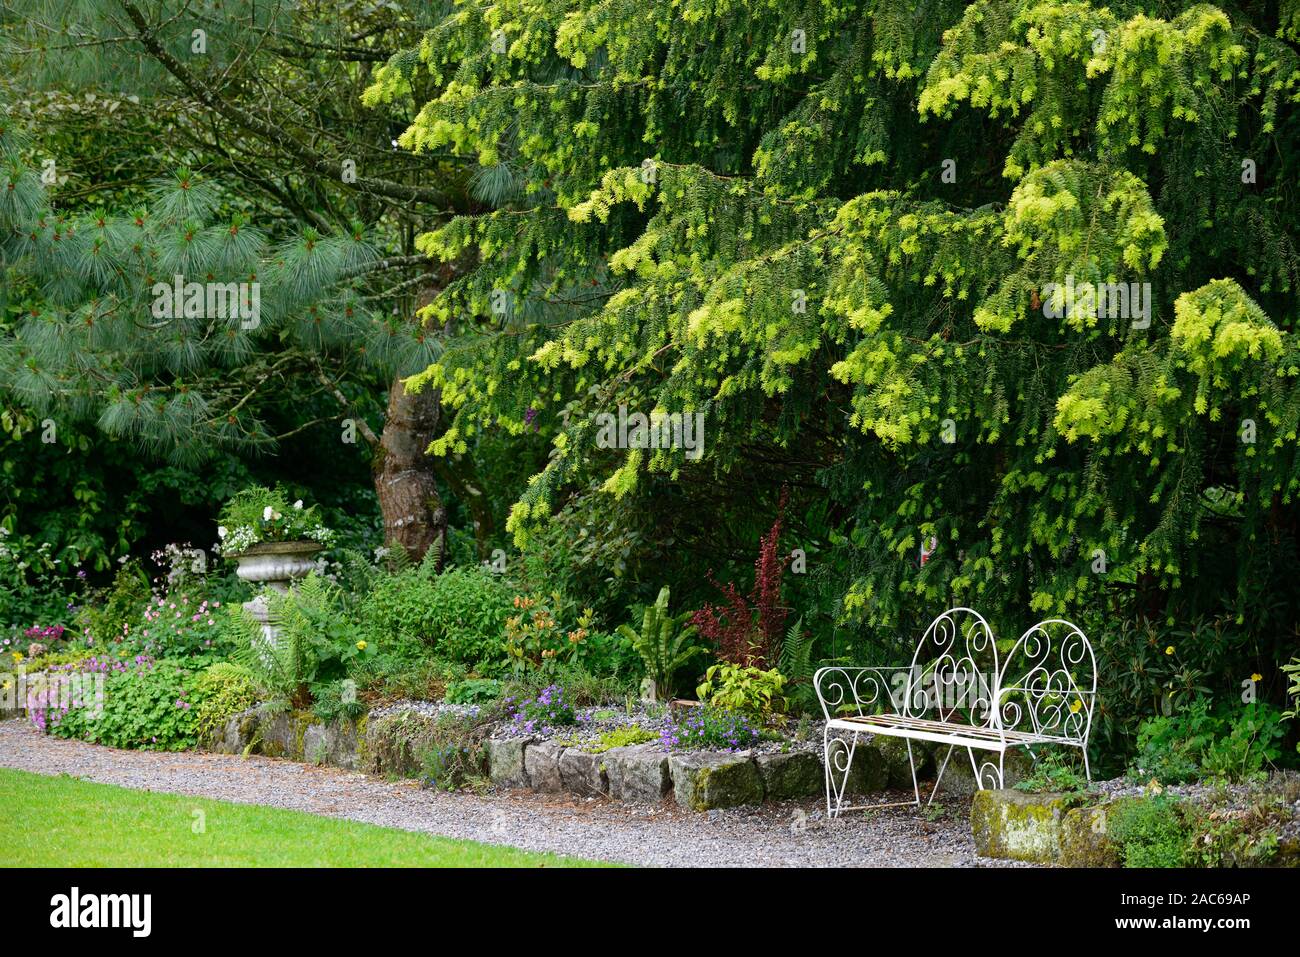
[814,607,1095,817]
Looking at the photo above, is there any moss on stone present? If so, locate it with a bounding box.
[971,789,1072,863]
[1060,805,1121,867]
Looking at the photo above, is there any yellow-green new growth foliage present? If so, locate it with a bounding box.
[371,0,1300,635]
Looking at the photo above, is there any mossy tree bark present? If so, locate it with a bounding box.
[374,375,446,568]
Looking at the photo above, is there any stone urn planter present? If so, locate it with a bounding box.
[231,541,322,665]
[230,540,322,592]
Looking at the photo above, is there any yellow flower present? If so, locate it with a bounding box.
[356,640,367,651]
[10,652,20,662]
[1250,673,1262,682]
[1165,645,1175,655]
[1069,699,1082,713]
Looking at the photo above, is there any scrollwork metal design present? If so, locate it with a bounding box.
[998,619,1096,743]
[812,666,900,721]
[905,607,999,728]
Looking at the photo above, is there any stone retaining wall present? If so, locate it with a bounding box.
[205,704,960,811]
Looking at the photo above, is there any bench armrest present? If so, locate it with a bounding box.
[813,666,911,722]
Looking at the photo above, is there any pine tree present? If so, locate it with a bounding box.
[0,0,485,562]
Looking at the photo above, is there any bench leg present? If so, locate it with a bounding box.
[928,744,956,807]
[823,726,857,819]
[906,739,921,805]
[966,747,1005,789]
[824,729,923,818]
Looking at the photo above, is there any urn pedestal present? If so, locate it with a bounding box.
[231,541,322,650]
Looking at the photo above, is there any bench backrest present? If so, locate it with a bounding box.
[902,607,1000,729]
[812,609,1093,744]
[996,618,1096,744]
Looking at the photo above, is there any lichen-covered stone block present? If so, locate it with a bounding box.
[523,739,565,791]
[670,752,764,810]
[935,748,1034,797]
[970,789,1073,863]
[603,744,671,802]
[873,736,935,790]
[824,736,889,795]
[754,750,822,801]
[558,748,608,796]
[1060,804,1121,867]
[486,736,532,788]
[363,711,443,777]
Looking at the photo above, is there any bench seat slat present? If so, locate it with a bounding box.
[827,713,1079,750]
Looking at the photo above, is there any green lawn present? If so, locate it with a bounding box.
[0,768,606,867]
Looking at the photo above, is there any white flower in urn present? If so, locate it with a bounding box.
[217,526,227,540]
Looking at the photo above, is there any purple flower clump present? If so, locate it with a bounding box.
[511,684,577,734]
[660,707,760,753]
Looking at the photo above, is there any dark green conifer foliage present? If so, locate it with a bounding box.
[364,0,1300,657]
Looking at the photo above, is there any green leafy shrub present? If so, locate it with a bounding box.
[76,561,150,646]
[359,560,513,668]
[1199,704,1287,781]
[193,662,258,742]
[696,662,787,717]
[1130,699,1287,784]
[615,586,702,700]
[445,677,503,705]
[0,529,83,631]
[1108,796,1190,868]
[570,629,642,680]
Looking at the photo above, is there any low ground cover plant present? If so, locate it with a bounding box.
[1013,753,1091,795]
[1129,700,1287,784]
[1105,784,1293,869]
[38,656,214,751]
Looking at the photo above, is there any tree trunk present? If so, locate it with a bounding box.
[374,376,446,567]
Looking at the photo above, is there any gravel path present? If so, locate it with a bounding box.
[0,718,1008,867]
